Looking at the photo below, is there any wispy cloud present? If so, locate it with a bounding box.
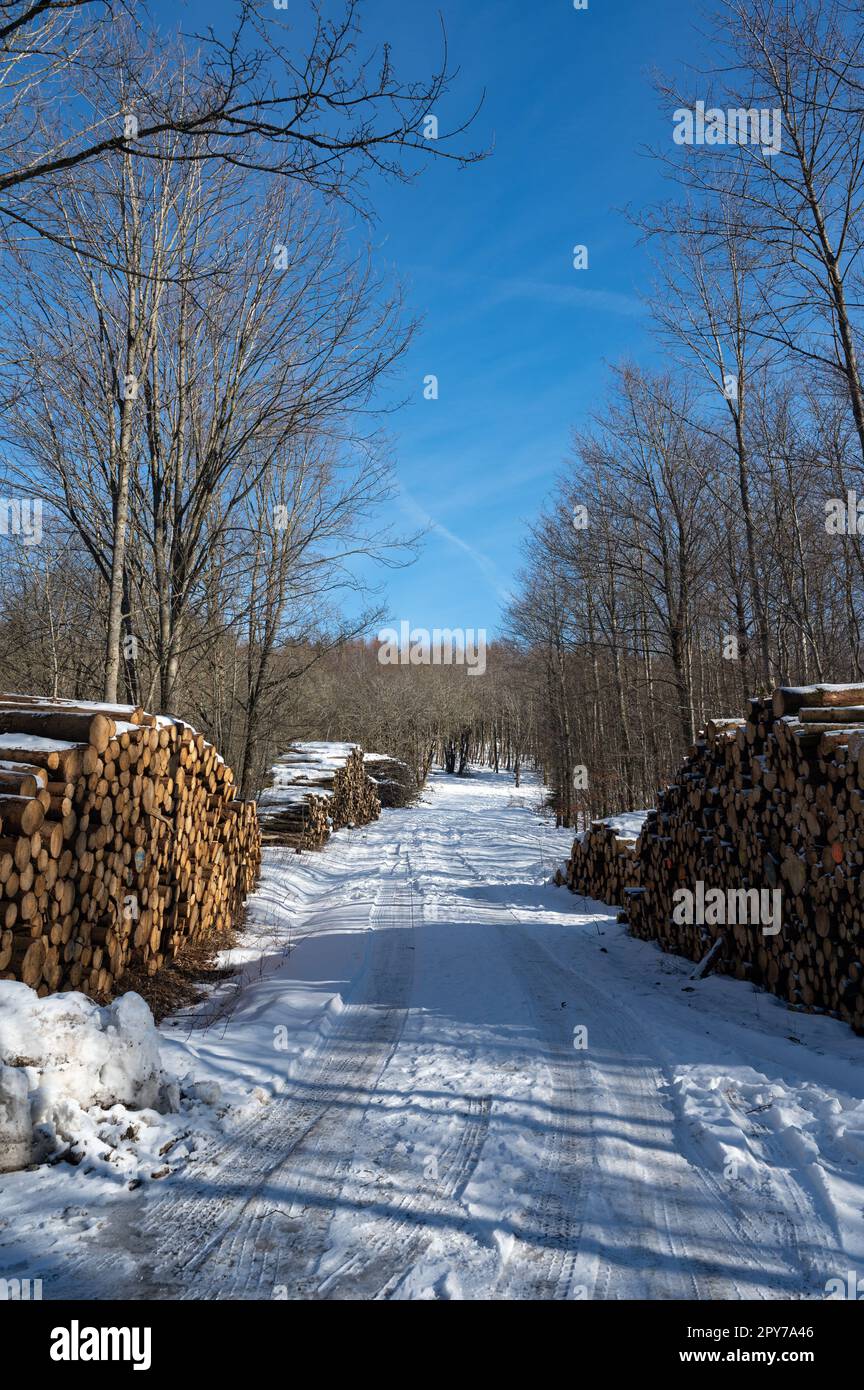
[396,261,645,321]
[478,275,645,318]
[399,488,511,600]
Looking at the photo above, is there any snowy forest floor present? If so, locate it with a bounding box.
[4,768,864,1300]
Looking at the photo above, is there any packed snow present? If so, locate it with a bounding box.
[0,983,236,1185]
[1,768,864,1299]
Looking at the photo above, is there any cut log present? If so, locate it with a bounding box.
[0,710,114,753]
[772,685,864,717]
[0,694,261,999]
[564,681,864,1033]
[0,795,43,835]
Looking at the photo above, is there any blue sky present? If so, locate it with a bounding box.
[165,0,708,636]
[347,0,706,636]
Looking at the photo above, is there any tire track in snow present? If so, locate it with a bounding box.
[166,841,418,1299]
[445,826,834,1298]
[435,830,592,1300]
[442,831,762,1298]
[313,1092,494,1300]
[356,818,594,1300]
[47,840,417,1299]
[293,841,499,1301]
[140,832,498,1300]
[529,919,837,1298]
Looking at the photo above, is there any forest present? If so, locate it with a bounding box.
[3,0,864,824]
[3,0,864,1325]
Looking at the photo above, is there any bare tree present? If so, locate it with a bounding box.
[0,1,484,241]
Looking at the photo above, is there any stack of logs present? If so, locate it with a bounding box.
[603,685,864,1031]
[362,754,417,808]
[558,815,646,904]
[0,694,260,997]
[258,742,381,849]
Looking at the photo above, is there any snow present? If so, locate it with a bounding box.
[285,740,359,762]
[2,768,864,1299]
[0,733,81,754]
[258,783,327,806]
[782,683,864,696]
[260,751,398,805]
[0,985,167,1116]
[574,809,650,845]
[267,766,334,788]
[599,809,651,841]
[268,741,360,782]
[0,695,140,715]
[0,983,234,1183]
[0,760,46,780]
[258,740,366,816]
[0,1065,31,1173]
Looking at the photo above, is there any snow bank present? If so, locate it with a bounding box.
[0,982,231,1178]
[0,1064,31,1172]
[670,1060,864,1266]
[0,982,168,1115]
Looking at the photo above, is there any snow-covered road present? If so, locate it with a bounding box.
[6,768,864,1300]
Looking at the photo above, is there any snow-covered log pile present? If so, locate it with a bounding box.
[257,741,381,848]
[0,694,260,998]
[558,811,649,904]
[362,753,418,808]
[619,687,864,1029]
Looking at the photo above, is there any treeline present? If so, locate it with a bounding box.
[506,0,864,826]
[11,0,864,836]
[253,638,538,793]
